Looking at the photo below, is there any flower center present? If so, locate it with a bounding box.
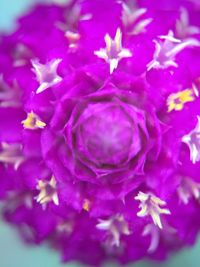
[77,103,134,166]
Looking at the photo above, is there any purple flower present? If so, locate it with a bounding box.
[1,0,200,266]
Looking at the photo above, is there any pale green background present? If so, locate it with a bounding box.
[0,0,200,266]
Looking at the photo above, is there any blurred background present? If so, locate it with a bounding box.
[0,0,200,266]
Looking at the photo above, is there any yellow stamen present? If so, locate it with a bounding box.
[167,89,195,112]
[22,111,46,130]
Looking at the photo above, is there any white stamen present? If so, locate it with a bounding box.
[94,28,132,74]
[178,177,200,204]
[36,176,59,208]
[0,142,24,170]
[96,214,130,247]
[130,18,153,35]
[143,224,160,254]
[55,3,92,32]
[31,58,62,94]
[147,30,200,70]
[182,116,200,164]
[0,76,21,107]
[135,192,171,229]
[176,7,200,39]
[121,2,152,35]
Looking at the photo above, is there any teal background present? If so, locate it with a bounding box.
[0,0,200,266]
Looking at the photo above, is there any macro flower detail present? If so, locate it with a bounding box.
[0,143,24,170]
[96,215,130,247]
[135,192,171,229]
[22,111,46,130]
[94,28,132,73]
[182,116,200,164]
[65,30,81,49]
[142,223,160,253]
[167,88,196,112]
[31,58,62,94]
[176,7,200,39]
[121,2,152,35]
[36,175,59,207]
[147,31,200,70]
[82,199,91,212]
[1,0,200,266]
[177,177,200,204]
[0,76,21,107]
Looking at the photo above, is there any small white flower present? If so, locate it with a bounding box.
[135,191,171,229]
[96,214,130,247]
[0,142,24,170]
[31,58,62,94]
[121,2,153,35]
[94,28,132,74]
[142,222,176,254]
[176,7,200,39]
[182,116,200,164]
[177,177,200,204]
[0,75,21,107]
[36,175,59,208]
[147,30,200,70]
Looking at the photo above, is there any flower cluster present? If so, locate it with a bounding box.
[1,0,200,265]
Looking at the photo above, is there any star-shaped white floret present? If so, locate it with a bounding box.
[96,214,130,247]
[177,177,200,204]
[36,175,59,208]
[182,116,200,164]
[94,28,132,74]
[0,75,21,107]
[0,142,24,170]
[147,30,200,70]
[31,58,62,94]
[56,3,92,32]
[135,192,171,229]
[121,2,152,35]
[176,7,200,39]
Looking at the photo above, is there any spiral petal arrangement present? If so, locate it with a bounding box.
[1,0,200,265]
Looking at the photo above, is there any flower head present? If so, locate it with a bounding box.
[1,0,200,266]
